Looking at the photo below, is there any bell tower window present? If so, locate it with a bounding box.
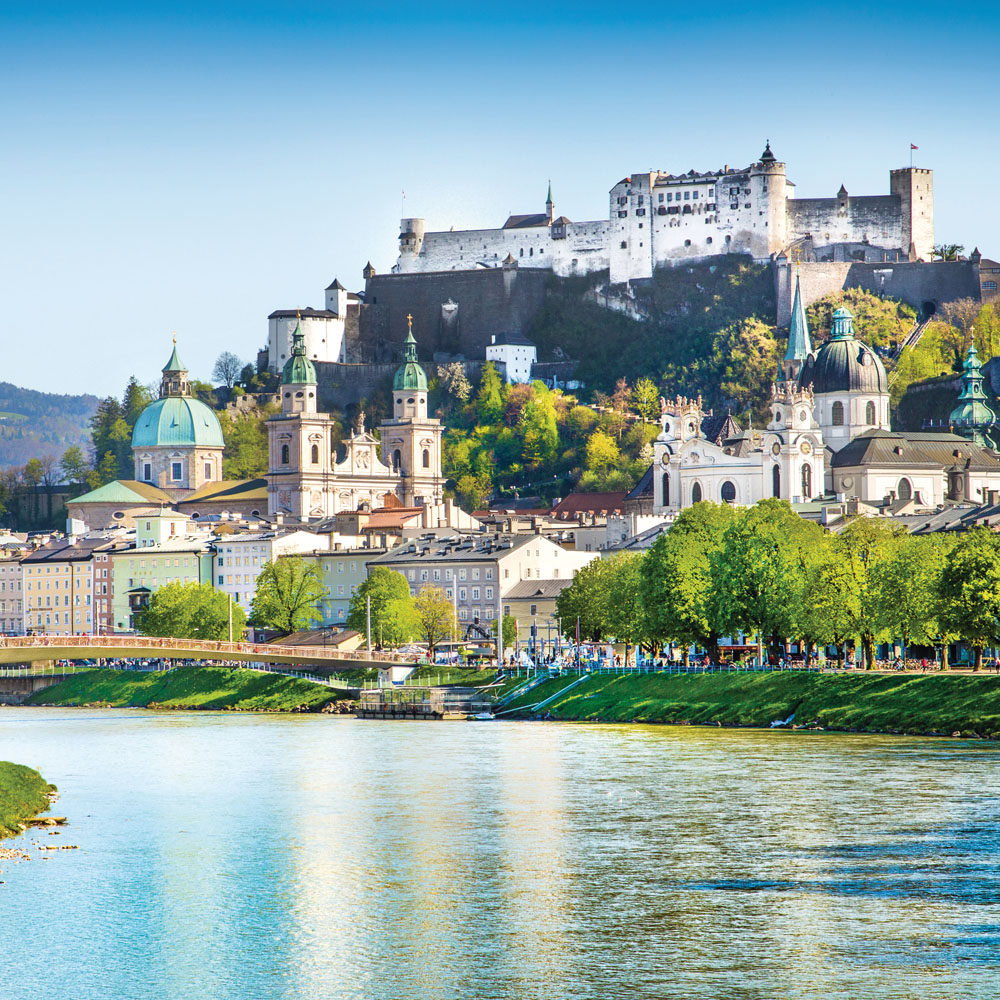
[832,401,845,426]
[311,444,319,464]
[662,473,669,506]
[772,465,781,497]
[281,444,290,465]
[171,462,183,481]
[866,400,876,424]
[802,463,812,498]
[393,449,402,472]
[422,449,430,469]
[204,463,212,481]
[142,463,151,482]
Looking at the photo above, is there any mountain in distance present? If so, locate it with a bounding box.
[0,381,99,470]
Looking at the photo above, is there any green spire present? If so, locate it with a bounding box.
[950,344,997,448]
[281,318,317,385]
[546,180,553,205]
[163,336,185,373]
[784,273,812,363]
[830,306,855,341]
[393,314,428,392]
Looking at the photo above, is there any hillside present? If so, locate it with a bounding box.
[0,382,99,469]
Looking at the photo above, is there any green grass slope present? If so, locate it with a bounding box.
[25,666,352,713]
[507,672,1000,737]
[0,762,55,838]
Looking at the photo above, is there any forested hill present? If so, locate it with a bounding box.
[0,382,99,469]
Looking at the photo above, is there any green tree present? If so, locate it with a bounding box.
[141,581,246,640]
[60,446,90,485]
[555,557,618,643]
[711,318,780,418]
[584,430,620,478]
[413,586,455,659]
[490,614,518,650]
[938,527,1000,670]
[518,384,559,469]
[797,540,853,666]
[605,553,647,664]
[831,517,901,668]
[122,377,153,426]
[640,502,737,661]
[709,499,824,664]
[347,567,416,648]
[475,362,506,424]
[219,407,273,479]
[805,289,917,350]
[632,377,659,423]
[250,556,325,633]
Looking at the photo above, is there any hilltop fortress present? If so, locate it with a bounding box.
[394,143,934,283]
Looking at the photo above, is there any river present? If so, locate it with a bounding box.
[1,709,999,999]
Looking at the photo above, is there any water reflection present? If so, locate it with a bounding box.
[1,712,999,999]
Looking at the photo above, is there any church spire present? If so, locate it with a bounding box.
[950,343,997,448]
[160,336,190,397]
[782,270,812,381]
[545,180,554,222]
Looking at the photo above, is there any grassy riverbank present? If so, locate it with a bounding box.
[0,762,55,838]
[506,672,1000,737]
[24,667,354,713]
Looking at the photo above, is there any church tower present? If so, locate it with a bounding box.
[266,318,334,519]
[545,180,554,223]
[378,316,445,506]
[782,269,812,383]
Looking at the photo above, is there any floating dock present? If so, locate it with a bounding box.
[357,686,494,720]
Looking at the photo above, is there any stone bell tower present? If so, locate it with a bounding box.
[378,315,445,506]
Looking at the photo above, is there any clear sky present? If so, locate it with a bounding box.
[2,1,998,396]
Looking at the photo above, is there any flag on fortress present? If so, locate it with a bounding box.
[911,143,919,150]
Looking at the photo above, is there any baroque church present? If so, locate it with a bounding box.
[68,322,449,530]
[650,273,1000,513]
[266,315,445,517]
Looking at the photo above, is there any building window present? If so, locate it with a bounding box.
[393,449,401,472]
[684,240,691,247]
[142,463,152,481]
[422,449,430,468]
[662,472,669,506]
[772,465,781,498]
[204,462,212,481]
[802,464,813,498]
[311,444,319,464]
[281,444,290,464]
[692,482,702,503]
[897,477,912,501]
[721,481,736,503]
[831,401,845,426]
[865,400,876,424]
[171,462,182,481]
[985,281,998,291]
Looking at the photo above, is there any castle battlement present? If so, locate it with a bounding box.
[393,143,933,285]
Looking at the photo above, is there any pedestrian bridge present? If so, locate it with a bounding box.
[0,635,410,672]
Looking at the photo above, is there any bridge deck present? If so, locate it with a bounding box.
[0,635,411,671]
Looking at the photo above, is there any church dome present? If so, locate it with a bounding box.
[132,396,224,449]
[798,307,888,394]
[393,325,428,392]
[281,320,317,385]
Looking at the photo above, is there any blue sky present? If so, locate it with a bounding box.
[2,1,998,396]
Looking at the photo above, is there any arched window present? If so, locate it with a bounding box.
[772,465,781,498]
[897,477,912,501]
[721,481,736,503]
[866,400,876,425]
[422,449,430,469]
[832,401,845,426]
[392,449,401,472]
[691,482,702,503]
[662,473,670,506]
[281,444,289,465]
[311,444,319,464]
[802,463,812,498]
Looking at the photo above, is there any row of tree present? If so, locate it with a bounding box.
[555,499,1000,670]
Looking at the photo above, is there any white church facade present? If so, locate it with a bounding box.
[650,277,1000,513]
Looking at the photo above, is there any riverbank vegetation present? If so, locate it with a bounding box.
[556,499,1000,669]
[0,762,55,838]
[25,666,354,713]
[505,671,1000,737]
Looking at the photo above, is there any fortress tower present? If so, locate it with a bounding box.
[889,167,934,261]
[749,140,788,258]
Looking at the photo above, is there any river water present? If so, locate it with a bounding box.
[1,709,999,999]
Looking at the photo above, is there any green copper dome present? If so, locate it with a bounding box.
[132,396,224,448]
[798,306,888,394]
[950,344,997,447]
[281,321,317,385]
[393,326,428,392]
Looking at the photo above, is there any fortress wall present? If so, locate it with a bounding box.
[360,266,550,361]
[787,196,903,249]
[776,261,982,326]
[400,226,556,274]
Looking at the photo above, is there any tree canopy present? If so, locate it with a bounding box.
[249,557,324,634]
[347,567,417,648]
[141,581,246,641]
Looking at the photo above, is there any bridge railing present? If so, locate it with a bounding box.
[0,634,410,664]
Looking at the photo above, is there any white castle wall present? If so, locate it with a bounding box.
[395,154,932,285]
[268,314,347,371]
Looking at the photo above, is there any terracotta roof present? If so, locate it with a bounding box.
[550,492,628,518]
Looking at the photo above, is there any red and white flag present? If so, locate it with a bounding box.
[910,143,919,150]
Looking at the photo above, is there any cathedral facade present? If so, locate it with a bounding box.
[266,318,444,519]
[650,276,1000,513]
